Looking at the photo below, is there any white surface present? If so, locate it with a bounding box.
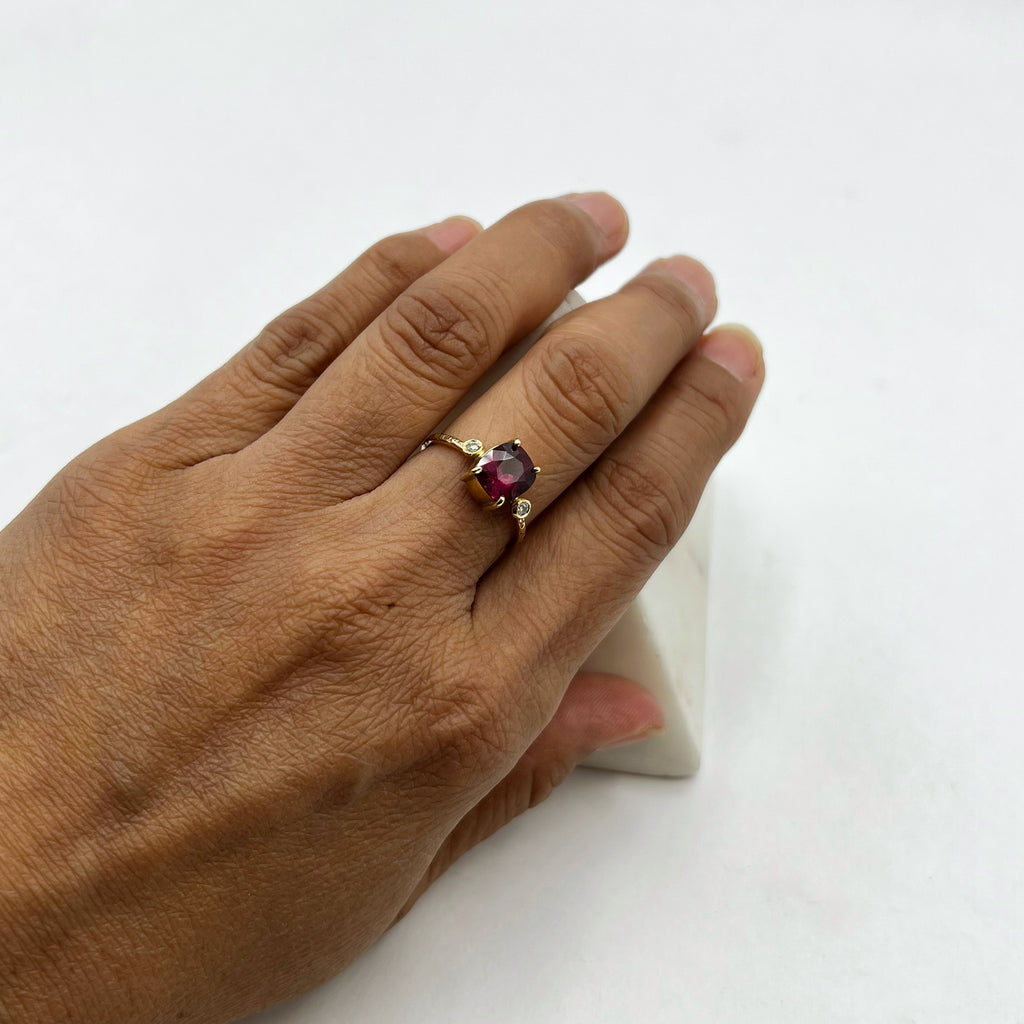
[2,2,1023,1021]
[581,485,711,777]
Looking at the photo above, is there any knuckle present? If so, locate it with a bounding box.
[52,442,144,522]
[460,261,519,332]
[530,336,633,446]
[176,499,276,577]
[251,230,444,395]
[626,271,706,337]
[414,672,515,780]
[674,373,745,450]
[293,542,403,632]
[378,280,498,390]
[287,525,459,660]
[361,231,434,291]
[592,449,692,559]
[257,304,351,387]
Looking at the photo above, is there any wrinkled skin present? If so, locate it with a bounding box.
[0,193,763,1023]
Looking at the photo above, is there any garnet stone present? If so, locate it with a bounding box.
[474,442,536,504]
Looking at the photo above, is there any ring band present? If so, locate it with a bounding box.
[419,432,540,544]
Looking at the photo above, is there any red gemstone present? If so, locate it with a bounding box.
[475,442,535,502]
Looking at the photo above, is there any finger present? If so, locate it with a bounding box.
[477,325,765,689]
[141,216,482,466]
[388,254,716,575]
[258,192,629,497]
[390,671,663,923]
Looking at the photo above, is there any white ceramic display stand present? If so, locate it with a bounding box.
[431,291,709,778]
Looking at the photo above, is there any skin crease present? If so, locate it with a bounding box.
[0,193,764,1024]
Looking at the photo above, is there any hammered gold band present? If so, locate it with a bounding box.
[419,432,539,545]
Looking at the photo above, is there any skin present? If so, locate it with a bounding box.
[0,193,764,1023]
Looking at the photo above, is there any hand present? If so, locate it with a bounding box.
[0,193,763,1023]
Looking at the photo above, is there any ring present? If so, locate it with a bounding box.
[418,432,540,544]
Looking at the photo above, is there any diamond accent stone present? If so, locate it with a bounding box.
[463,439,482,454]
[512,498,531,518]
[475,442,536,503]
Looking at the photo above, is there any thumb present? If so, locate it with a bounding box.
[392,671,664,922]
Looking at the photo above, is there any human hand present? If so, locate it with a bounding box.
[0,193,763,1023]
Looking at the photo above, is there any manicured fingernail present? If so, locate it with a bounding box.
[598,723,666,750]
[421,215,482,254]
[641,255,717,323]
[700,324,763,382]
[560,191,629,256]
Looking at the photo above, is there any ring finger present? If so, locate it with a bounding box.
[477,324,764,693]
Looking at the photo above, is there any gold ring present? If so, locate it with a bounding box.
[419,432,540,544]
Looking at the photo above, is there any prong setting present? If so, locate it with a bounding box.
[421,431,538,544]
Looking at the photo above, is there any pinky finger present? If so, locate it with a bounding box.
[477,325,765,687]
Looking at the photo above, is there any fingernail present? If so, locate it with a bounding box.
[700,324,763,382]
[421,215,482,254]
[598,723,666,750]
[559,191,629,256]
[641,255,717,323]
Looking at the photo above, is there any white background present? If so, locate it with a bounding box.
[3,2,1023,1021]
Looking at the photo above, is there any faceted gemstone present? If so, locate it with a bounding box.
[463,439,482,453]
[512,498,531,518]
[474,442,535,503]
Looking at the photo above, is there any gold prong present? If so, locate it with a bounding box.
[513,438,521,447]
[460,468,482,481]
[482,496,506,511]
[533,465,541,474]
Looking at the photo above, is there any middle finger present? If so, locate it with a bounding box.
[257,193,628,498]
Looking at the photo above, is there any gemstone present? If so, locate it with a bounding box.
[474,442,536,503]
[512,498,531,518]
[463,439,482,453]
